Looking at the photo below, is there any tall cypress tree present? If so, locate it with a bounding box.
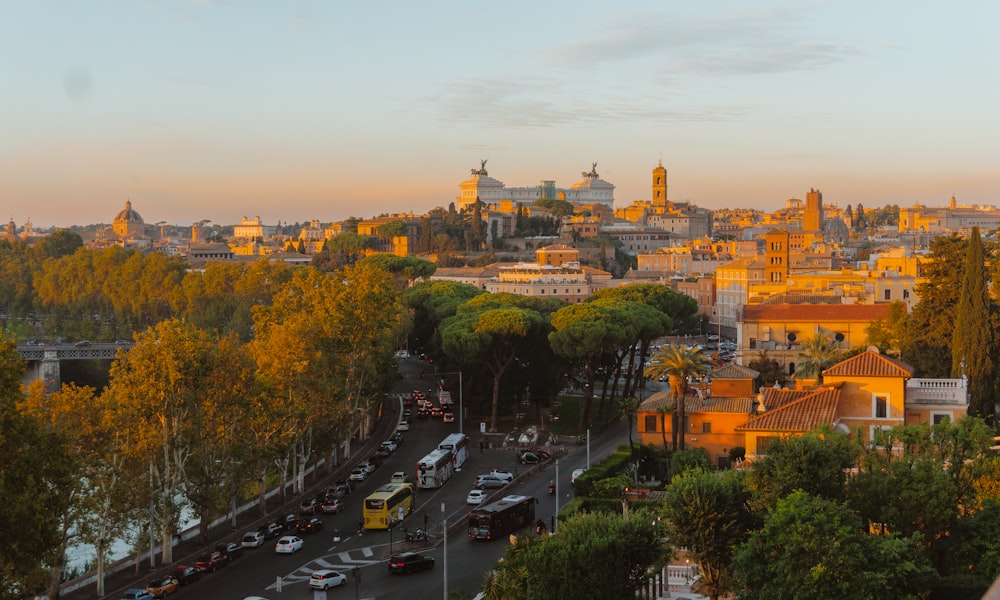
[951,226,995,421]
[471,196,484,251]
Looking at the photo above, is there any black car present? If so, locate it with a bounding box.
[297,517,324,534]
[259,522,283,539]
[387,552,436,574]
[333,478,355,493]
[280,513,298,530]
[170,564,201,586]
[327,483,351,500]
[375,446,392,459]
[217,541,243,560]
[390,431,404,444]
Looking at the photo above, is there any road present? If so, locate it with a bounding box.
[152,357,627,600]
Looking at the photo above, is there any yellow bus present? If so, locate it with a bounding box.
[363,482,415,529]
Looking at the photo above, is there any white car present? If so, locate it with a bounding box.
[241,531,264,548]
[489,468,514,483]
[466,489,488,505]
[275,535,303,554]
[396,421,410,431]
[571,468,587,483]
[349,468,368,481]
[390,471,410,483]
[309,569,347,590]
[381,440,398,453]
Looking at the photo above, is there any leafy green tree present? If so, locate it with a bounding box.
[619,396,640,453]
[441,301,546,431]
[644,345,710,449]
[747,428,856,509]
[402,280,485,358]
[951,227,995,421]
[0,338,73,600]
[732,491,935,600]
[794,333,843,382]
[513,511,666,599]
[903,234,967,377]
[663,469,756,600]
[865,301,908,357]
[375,219,407,240]
[670,448,712,478]
[746,350,784,390]
[550,300,635,433]
[30,229,83,262]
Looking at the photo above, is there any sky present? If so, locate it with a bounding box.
[2,1,999,229]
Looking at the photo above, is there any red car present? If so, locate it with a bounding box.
[195,550,229,573]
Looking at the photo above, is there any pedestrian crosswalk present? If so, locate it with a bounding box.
[266,547,383,589]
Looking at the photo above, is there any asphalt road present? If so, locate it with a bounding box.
[134,358,627,600]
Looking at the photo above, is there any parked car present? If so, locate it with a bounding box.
[309,569,347,590]
[275,535,303,554]
[488,468,515,482]
[297,517,324,534]
[217,541,243,560]
[242,531,265,548]
[300,497,320,515]
[195,550,229,573]
[145,576,179,598]
[320,497,344,514]
[518,451,545,465]
[349,467,368,481]
[396,420,410,431]
[466,489,488,505]
[122,589,155,600]
[375,446,392,459]
[170,564,201,586]
[390,471,410,484]
[390,431,405,444]
[475,474,508,490]
[387,552,436,574]
[259,522,283,539]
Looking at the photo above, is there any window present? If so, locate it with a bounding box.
[931,412,951,425]
[643,415,657,432]
[884,289,891,300]
[873,395,888,419]
[702,422,712,434]
[756,436,778,455]
[903,289,910,299]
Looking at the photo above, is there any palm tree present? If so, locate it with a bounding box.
[795,334,843,383]
[645,345,711,450]
[618,396,640,454]
[656,402,673,451]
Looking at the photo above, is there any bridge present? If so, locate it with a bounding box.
[16,342,133,390]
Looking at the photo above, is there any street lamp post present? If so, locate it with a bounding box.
[441,502,448,600]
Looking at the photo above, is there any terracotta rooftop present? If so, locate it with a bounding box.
[638,391,755,414]
[823,349,913,378]
[760,388,811,411]
[737,386,841,433]
[742,303,891,322]
[712,364,760,380]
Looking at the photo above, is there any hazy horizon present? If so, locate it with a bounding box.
[3,1,998,229]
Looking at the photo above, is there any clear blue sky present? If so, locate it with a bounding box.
[2,1,998,228]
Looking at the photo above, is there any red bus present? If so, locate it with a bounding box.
[468,495,536,540]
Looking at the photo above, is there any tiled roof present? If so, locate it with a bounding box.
[760,388,811,411]
[737,386,840,432]
[712,364,760,380]
[638,391,755,414]
[742,303,891,322]
[823,349,913,378]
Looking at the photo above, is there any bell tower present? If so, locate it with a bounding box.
[652,161,668,208]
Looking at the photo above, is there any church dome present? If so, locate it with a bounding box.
[115,200,144,224]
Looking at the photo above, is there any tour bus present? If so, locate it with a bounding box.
[438,433,469,470]
[468,495,536,540]
[363,482,415,530]
[438,390,454,408]
[416,448,454,489]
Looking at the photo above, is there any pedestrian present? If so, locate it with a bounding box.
[358,516,364,534]
[480,439,485,453]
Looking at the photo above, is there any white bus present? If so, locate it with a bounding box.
[438,433,469,470]
[416,448,454,489]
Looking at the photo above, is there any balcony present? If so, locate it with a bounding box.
[905,378,968,406]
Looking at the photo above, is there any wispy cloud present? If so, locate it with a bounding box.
[549,6,861,76]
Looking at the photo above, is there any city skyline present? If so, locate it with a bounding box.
[3,1,999,228]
